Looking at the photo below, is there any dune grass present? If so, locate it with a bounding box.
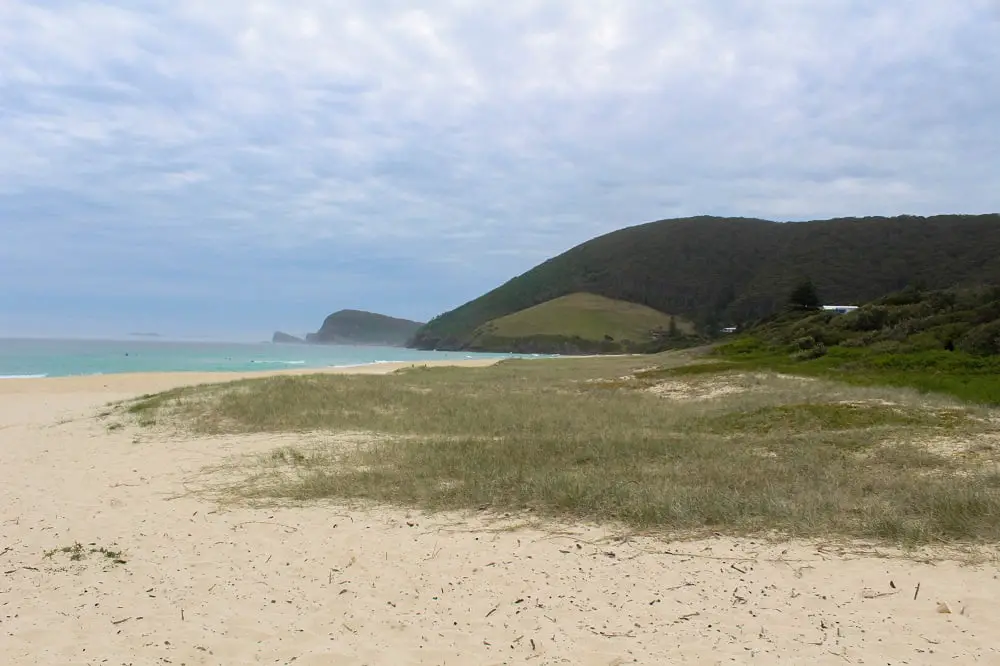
[128,353,1000,543]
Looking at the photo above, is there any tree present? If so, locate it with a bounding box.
[788,278,821,310]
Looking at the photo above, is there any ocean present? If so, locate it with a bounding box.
[0,338,535,379]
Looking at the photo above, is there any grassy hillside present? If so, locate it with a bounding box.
[409,214,1000,350]
[706,286,1000,404]
[464,293,696,354]
[309,310,423,347]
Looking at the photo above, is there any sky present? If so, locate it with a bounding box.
[1,1,998,340]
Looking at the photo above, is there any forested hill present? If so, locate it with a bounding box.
[409,214,1000,351]
[309,310,423,347]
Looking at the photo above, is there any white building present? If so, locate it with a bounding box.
[822,305,859,315]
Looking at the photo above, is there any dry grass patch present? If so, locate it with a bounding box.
[128,356,1000,543]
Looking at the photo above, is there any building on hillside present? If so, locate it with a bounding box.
[720,326,738,334]
[822,305,859,315]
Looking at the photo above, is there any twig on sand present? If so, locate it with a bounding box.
[111,617,132,625]
[590,629,637,639]
[232,521,298,533]
[673,612,700,624]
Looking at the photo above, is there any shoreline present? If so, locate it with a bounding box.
[0,358,503,396]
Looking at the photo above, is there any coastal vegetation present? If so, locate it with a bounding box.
[127,349,1000,544]
[711,285,1000,405]
[409,214,1000,352]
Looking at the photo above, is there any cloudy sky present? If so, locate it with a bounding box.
[1,1,998,339]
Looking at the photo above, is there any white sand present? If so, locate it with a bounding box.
[2,364,999,664]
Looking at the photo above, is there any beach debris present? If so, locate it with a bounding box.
[914,582,921,600]
[861,587,898,599]
[936,601,952,614]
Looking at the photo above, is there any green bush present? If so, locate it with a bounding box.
[956,322,1000,356]
[793,335,817,350]
[846,306,889,332]
[790,343,827,361]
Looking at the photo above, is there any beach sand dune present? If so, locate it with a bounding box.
[2,367,999,664]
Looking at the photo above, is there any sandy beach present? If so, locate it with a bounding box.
[2,364,1000,665]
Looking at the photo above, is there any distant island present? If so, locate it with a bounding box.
[273,310,423,347]
[129,332,162,338]
[272,331,306,344]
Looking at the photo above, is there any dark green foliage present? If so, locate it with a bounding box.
[788,278,821,310]
[713,286,1000,405]
[311,310,423,347]
[409,214,1000,351]
[956,321,1000,356]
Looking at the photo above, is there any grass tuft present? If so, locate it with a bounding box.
[44,542,126,565]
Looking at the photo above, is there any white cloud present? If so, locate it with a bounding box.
[0,1,997,332]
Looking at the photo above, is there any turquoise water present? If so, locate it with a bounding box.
[0,338,533,379]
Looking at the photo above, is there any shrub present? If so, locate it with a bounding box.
[790,343,827,361]
[956,322,1000,356]
[793,335,817,350]
[846,306,889,332]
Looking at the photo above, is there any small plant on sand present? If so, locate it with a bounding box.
[44,542,87,561]
[44,542,126,565]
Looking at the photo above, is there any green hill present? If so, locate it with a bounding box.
[308,310,423,347]
[409,214,1000,351]
[464,293,695,354]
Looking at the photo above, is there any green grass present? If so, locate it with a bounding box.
[128,354,1000,544]
[713,337,1000,405]
[468,292,694,348]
